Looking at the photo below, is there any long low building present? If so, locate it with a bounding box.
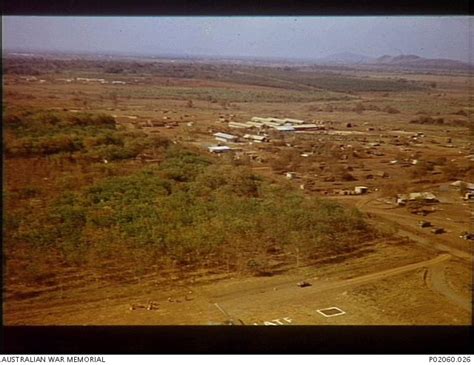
[246,121,265,128]
[251,117,287,125]
[208,146,232,153]
[263,121,283,128]
[251,117,275,124]
[269,118,288,125]
[284,118,305,125]
[451,180,474,191]
[213,132,238,142]
[293,124,319,130]
[250,116,307,126]
[396,192,439,205]
[274,125,295,132]
[243,134,267,142]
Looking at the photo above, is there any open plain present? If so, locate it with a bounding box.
[3,53,473,325]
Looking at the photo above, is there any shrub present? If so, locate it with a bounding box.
[442,163,464,180]
[410,116,444,125]
[16,186,42,199]
[383,106,401,114]
[410,161,435,179]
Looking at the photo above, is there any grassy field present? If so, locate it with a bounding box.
[111,85,350,103]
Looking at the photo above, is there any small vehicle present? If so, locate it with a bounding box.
[431,227,445,234]
[297,281,312,288]
[460,232,474,241]
[419,220,432,228]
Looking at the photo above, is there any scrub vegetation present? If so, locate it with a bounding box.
[4,110,377,287]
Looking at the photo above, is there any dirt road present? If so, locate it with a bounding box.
[206,253,461,323]
[426,262,472,312]
[350,196,472,261]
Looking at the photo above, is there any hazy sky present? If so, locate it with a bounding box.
[2,16,472,62]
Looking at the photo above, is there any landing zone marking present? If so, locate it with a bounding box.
[253,317,293,325]
[316,307,346,317]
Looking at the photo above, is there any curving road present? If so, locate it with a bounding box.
[426,262,472,312]
[352,196,472,261]
[211,253,452,305]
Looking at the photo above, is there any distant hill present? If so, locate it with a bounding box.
[315,52,472,71]
[372,54,472,70]
[376,54,422,63]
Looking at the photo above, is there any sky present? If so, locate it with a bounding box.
[2,16,473,62]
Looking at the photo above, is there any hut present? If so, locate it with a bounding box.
[354,186,369,195]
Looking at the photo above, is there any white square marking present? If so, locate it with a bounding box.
[316,307,346,317]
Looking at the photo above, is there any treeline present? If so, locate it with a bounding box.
[4,56,426,93]
[4,110,168,161]
[409,115,472,129]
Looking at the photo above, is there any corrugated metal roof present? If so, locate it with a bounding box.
[251,117,286,125]
[284,118,305,124]
[208,146,231,152]
[263,121,282,127]
[213,132,237,139]
[409,192,438,200]
[243,134,266,141]
[398,192,438,201]
[451,180,474,190]
[246,121,264,127]
[267,118,287,125]
[293,124,318,129]
[274,125,295,131]
[251,117,272,123]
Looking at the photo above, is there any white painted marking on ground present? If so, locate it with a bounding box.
[214,302,230,318]
[253,317,293,325]
[316,307,346,318]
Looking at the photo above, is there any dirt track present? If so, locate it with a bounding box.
[426,262,472,312]
[211,253,451,303]
[373,210,471,260]
[207,253,455,317]
[351,196,472,261]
